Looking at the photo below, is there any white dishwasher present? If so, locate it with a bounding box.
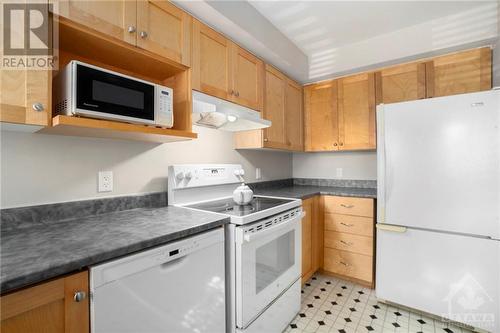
[90,228,225,333]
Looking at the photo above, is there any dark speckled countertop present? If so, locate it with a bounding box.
[253,185,377,200]
[1,205,229,293]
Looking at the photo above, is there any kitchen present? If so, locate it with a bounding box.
[0,1,499,333]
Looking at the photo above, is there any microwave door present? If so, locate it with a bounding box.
[74,63,155,124]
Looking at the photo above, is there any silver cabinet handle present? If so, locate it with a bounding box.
[32,102,44,112]
[128,26,136,33]
[340,204,354,208]
[340,240,353,246]
[340,222,353,227]
[140,31,148,39]
[263,138,268,142]
[73,291,86,302]
[339,261,350,267]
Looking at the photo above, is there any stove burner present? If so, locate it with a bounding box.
[186,196,294,217]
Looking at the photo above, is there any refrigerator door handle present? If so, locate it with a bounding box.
[376,105,386,224]
[376,224,407,233]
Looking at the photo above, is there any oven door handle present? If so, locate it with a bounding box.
[241,213,304,243]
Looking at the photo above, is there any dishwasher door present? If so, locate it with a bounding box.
[90,228,225,333]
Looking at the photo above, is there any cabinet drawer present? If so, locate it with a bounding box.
[324,231,373,256]
[324,248,373,283]
[323,196,374,217]
[324,213,373,237]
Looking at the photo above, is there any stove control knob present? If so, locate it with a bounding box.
[234,170,241,177]
[185,172,192,180]
[176,172,185,181]
[239,169,245,176]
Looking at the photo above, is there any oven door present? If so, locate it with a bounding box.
[74,62,155,124]
[235,212,301,329]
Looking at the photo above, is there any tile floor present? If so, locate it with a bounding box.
[286,274,476,333]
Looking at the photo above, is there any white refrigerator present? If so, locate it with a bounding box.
[376,89,500,332]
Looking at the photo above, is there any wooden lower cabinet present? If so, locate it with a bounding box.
[301,196,322,284]
[323,248,373,283]
[0,271,89,333]
[322,196,375,288]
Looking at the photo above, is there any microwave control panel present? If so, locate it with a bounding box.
[155,86,174,128]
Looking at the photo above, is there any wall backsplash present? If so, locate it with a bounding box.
[0,126,292,208]
[292,151,377,180]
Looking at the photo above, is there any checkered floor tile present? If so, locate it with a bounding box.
[285,274,476,333]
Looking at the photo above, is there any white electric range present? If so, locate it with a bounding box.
[168,164,302,333]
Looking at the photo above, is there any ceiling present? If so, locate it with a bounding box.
[177,1,499,83]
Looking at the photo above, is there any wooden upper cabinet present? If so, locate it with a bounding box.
[426,47,491,98]
[0,69,51,126]
[375,62,426,104]
[234,66,303,151]
[338,73,376,150]
[304,80,338,151]
[192,20,263,111]
[57,0,137,45]
[231,45,264,111]
[285,79,304,151]
[262,65,286,148]
[136,1,191,66]
[192,20,232,100]
[58,1,191,65]
[0,271,89,333]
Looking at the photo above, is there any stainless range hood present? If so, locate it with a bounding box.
[192,91,271,131]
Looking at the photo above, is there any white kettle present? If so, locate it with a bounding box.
[233,183,254,205]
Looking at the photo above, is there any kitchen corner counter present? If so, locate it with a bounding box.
[1,206,229,294]
[253,185,377,200]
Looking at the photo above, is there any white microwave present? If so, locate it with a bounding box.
[54,61,173,128]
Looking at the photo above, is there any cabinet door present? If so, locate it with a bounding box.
[301,198,314,284]
[136,0,191,66]
[375,62,426,104]
[192,20,232,101]
[230,45,264,111]
[0,69,51,126]
[262,65,286,149]
[426,47,491,98]
[57,0,136,45]
[304,81,338,151]
[0,271,89,333]
[285,79,304,151]
[338,73,376,150]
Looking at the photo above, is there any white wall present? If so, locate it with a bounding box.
[0,126,292,208]
[293,152,377,180]
[494,2,500,87]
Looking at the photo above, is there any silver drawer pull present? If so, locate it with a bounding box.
[340,222,353,227]
[340,240,353,246]
[340,204,354,208]
[339,261,350,267]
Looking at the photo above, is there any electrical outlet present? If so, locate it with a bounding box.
[98,171,113,192]
[256,168,262,180]
[336,168,343,178]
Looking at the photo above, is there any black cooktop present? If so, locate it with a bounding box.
[186,196,294,217]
